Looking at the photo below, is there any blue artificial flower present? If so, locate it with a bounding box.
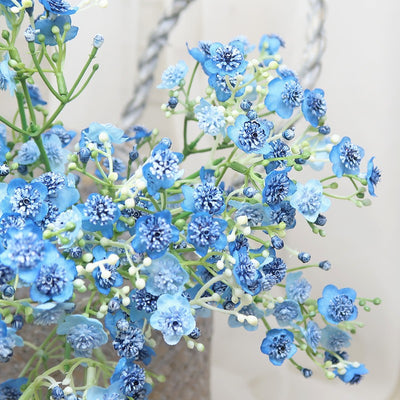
[260,328,297,366]
[129,125,153,144]
[329,136,364,178]
[264,139,291,173]
[208,73,246,102]
[318,284,358,325]
[338,364,368,384]
[0,262,15,285]
[0,378,28,400]
[1,177,48,222]
[0,223,49,283]
[77,193,120,238]
[42,133,70,173]
[229,200,268,227]
[39,0,77,15]
[228,303,264,332]
[365,157,381,196]
[289,179,330,222]
[0,54,16,95]
[157,60,188,89]
[142,139,184,196]
[262,168,296,206]
[187,40,212,66]
[264,77,304,119]
[264,200,296,229]
[300,321,321,353]
[131,210,179,259]
[130,289,158,323]
[27,84,47,106]
[87,382,125,400]
[0,316,24,362]
[228,115,273,155]
[57,315,108,357]
[150,293,196,345]
[46,125,76,147]
[232,248,262,295]
[259,34,285,56]
[272,300,302,327]
[32,302,75,325]
[35,15,79,46]
[52,206,82,248]
[81,122,127,146]
[113,323,145,360]
[91,246,123,295]
[204,41,248,77]
[186,212,227,257]
[320,325,351,352]
[285,271,311,304]
[30,245,77,303]
[302,88,327,127]
[0,130,9,164]
[144,252,188,296]
[260,257,286,291]
[15,139,41,166]
[194,98,225,136]
[0,213,25,240]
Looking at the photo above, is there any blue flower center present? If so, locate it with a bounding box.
[263,173,290,204]
[10,185,42,218]
[189,215,221,247]
[150,150,180,180]
[328,294,354,322]
[270,334,291,360]
[113,326,144,359]
[120,364,146,395]
[339,142,362,170]
[193,183,224,214]
[238,120,268,152]
[67,324,101,352]
[132,289,158,313]
[95,263,117,289]
[297,188,321,215]
[281,81,304,107]
[306,93,327,117]
[0,386,21,400]
[370,166,381,185]
[213,45,243,72]
[84,194,116,226]
[139,216,172,253]
[47,0,73,13]
[36,263,67,296]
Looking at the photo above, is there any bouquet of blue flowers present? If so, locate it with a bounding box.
[0,0,382,399]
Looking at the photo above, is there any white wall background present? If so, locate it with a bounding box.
[2,0,399,398]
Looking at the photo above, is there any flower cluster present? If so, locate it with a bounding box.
[0,1,381,398]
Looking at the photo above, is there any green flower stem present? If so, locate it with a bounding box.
[185,61,199,102]
[15,91,28,132]
[287,264,319,273]
[289,357,303,371]
[72,166,109,186]
[68,64,98,102]
[33,134,51,172]
[261,316,271,330]
[215,147,238,186]
[20,79,37,126]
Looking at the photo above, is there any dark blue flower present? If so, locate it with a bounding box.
[0,378,27,400]
[318,284,358,325]
[129,125,153,144]
[186,212,227,257]
[262,168,296,206]
[264,139,291,173]
[0,262,15,286]
[228,115,272,155]
[46,125,76,147]
[366,157,381,196]
[113,324,145,360]
[27,84,47,106]
[260,328,297,366]
[150,293,196,345]
[302,88,327,127]
[30,245,77,303]
[264,77,304,119]
[329,136,364,178]
[264,201,296,229]
[233,248,262,295]
[131,210,179,259]
[39,0,77,15]
[338,364,368,384]
[142,139,184,196]
[260,257,286,291]
[35,15,79,46]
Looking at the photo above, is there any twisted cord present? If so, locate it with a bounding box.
[121,0,196,130]
[121,0,327,129]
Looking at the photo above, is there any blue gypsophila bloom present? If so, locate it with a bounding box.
[204,40,248,77]
[194,98,226,136]
[46,125,76,147]
[277,65,298,80]
[145,252,188,296]
[0,54,16,95]
[30,245,77,303]
[233,248,262,295]
[208,73,246,102]
[0,223,48,283]
[39,0,77,15]
[150,293,196,345]
[318,284,358,325]
[27,84,47,106]
[320,325,351,352]
[187,40,212,67]
[338,364,368,384]
[228,233,249,254]
[0,378,27,400]
[186,212,227,257]
[290,179,330,222]
[0,262,15,285]
[0,129,9,164]
[91,246,123,295]
[78,193,120,238]
[157,60,188,89]
[264,77,304,119]
[113,323,145,360]
[142,139,184,196]
[366,157,381,196]
[260,328,297,366]
[229,200,268,227]
[87,382,125,400]
[272,300,302,327]
[15,139,40,166]
[42,133,70,173]
[228,303,264,332]
[0,213,25,240]
[81,122,128,146]
[57,315,108,357]
[33,302,75,326]
[0,316,23,362]
[329,136,365,178]
[285,271,311,304]
[2,178,48,222]
[130,125,153,144]
[264,201,296,229]
[259,34,285,56]
[302,321,321,352]
[132,210,179,259]
[262,168,296,206]
[130,289,158,321]
[35,16,79,46]
[264,139,291,173]
[52,206,82,248]
[302,88,327,127]
[260,257,286,291]
[228,115,272,155]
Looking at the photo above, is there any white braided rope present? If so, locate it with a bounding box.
[121,0,327,129]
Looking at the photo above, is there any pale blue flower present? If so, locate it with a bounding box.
[194,98,225,136]
[157,60,188,89]
[0,54,16,95]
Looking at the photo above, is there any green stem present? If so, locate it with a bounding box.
[33,135,51,172]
